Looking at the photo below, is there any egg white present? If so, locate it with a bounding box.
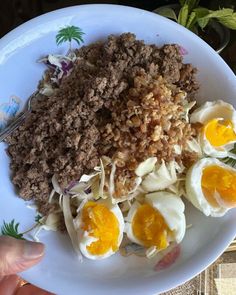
[185,157,235,217]
[75,199,124,260]
[190,100,236,158]
[125,192,186,249]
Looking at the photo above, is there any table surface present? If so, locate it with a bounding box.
[0,1,235,294]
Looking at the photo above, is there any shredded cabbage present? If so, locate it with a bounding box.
[69,182,90,195]
[79,172,100,182]
[43,213,59,231]
[99,158,106,198]
[186,138,202,157]
[227,152,236,160]
[119,200,132,213]
[142,160,181,192]
[129,177,142,194]
[146,246,158,259]
[91,175,100,199]
[62,194,83,261]
[48,189,55,203]
[186,224,193,230]
[109,162,116,198]
[135,157,157,177]
[182,100,196,122]
[47,156,186,260]
[51,175,64,208]
[173,144,182,155]
[38,53,76,85]
[30,213,60,242]
[39,81,54,97]
[75,198,88,215]
[52,175,63,194]
[167,180,186,197]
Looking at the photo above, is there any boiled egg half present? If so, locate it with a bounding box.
[125,192,186,252]
[75,200,124,260]
[190,100,236,157]
[186,158,236,217]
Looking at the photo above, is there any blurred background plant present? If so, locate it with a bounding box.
[156,0,236,33]
[155,0,236,53]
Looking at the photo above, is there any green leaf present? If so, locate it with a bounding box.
[154,7,177,21]
[35,214,43,223]
[206,8,233,19]
[186,11,197,29]
[197,17,210,30]
[221,143,236,167]
[178,4,189,27]
[56,26,85,47]
[179,0,186,7]
[194,7,210,29]
[196,8,236,30]
[222,157,236,167]
[1,220,25,240]
[185,0,200,12]
[194,7,209,18]
[218,13,236,30]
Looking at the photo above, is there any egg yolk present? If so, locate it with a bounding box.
[204,118,236,147]
[132,204,171,250]
[82,201,119,255]
[201,165,236,208]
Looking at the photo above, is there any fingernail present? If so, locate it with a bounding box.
[23,241,45,260]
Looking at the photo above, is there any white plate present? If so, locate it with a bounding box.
[0,4,236,295]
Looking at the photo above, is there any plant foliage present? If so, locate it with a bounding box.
[1,219,25,240]
[222,143,236,168]
[156,0,236,33]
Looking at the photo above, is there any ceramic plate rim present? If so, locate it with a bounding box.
[0,4,236,295]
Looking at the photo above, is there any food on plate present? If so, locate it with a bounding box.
[100,73,198,200]
[4,32,236,261]
[140,160,183,192]
[190,100,236,158]
[74,200,124,260]
[125,192,186,252]
[6,33,198,209]
[186,158,236,217]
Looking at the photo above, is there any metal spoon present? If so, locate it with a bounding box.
[0,91,39,142]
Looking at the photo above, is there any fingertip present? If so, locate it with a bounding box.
[0,236,45,275]
[23,241,45,260]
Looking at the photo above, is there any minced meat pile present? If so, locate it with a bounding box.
[6,33,198,216]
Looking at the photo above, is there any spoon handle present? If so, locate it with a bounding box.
[0,110,30,142]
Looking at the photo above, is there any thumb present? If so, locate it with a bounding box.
[0,236,44,276]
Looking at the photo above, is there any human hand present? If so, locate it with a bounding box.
[0,236,54,295]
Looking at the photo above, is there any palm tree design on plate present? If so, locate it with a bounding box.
[56,25,85,51]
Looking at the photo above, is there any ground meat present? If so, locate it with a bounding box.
[6,33,198,217]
